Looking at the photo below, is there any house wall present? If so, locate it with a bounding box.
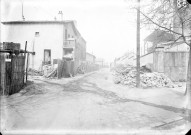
[64,23,77,40]
[2,23,64,70]
[74,39,86,74]
[76,37,86,61]
[153,51,189,81]
[153,51,165,73]
[64,23,86,74]
[139,49,189,81]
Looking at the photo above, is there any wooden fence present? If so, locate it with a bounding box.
[0,55,25,95]
[0,54,5,95]
[57,60,74,79]
[56,60,99,79]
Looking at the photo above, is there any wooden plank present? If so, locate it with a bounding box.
[26,53,29,82]
[0,54,5,95]
[57,59,62,79]
[23,41,27,84]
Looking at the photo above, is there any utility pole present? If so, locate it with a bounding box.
[136,0,140,87]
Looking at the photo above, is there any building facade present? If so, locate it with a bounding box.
[1,21,86,70]
[86,52,96,64]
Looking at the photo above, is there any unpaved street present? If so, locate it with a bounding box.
[1,69,190,134]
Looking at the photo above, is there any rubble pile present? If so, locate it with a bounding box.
[43,65,57,78]
[27,65,58,78]
[28,68,43,76]
[113,65,175,88]
[140,72,174,88]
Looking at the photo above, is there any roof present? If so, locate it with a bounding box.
[144,30,175,43]
[1,20,73,25]
[86,52,96,58]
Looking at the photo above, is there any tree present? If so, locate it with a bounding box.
[138,0,191,108]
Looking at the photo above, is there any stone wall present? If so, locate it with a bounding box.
[154,51,189,82]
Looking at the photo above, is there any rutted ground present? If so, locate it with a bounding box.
[0,69,190,134]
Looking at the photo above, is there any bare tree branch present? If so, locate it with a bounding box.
[137,8,183,36]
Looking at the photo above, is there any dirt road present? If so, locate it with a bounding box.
[1,68,190,134]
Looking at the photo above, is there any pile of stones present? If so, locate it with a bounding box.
[113,64,175,88]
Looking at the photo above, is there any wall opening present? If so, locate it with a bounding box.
[44,49,51,65]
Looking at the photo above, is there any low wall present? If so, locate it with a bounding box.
[85,64,99,73]
[163,52,188,81]
[139,51,189,81]
[57,60,75,78]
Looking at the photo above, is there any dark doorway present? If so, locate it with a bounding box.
[44,49,51,65]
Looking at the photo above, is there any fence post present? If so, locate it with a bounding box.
[23,41,27,84]
[26,53,29,82]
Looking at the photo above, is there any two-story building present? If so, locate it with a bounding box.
[1,20,86,71]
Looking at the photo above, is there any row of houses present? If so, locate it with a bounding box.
[1,21,86,72]
[0,20,107,95]
[1,20,106,75]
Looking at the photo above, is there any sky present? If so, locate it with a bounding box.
[1,0,152,62]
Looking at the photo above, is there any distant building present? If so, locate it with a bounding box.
[144,30,175,54]
[1,21,86,71]
[115,52,136,66]
[95,58,104,67]
[96,58,109,68]
[86,52,96,64]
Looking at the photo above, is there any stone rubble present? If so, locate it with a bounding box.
[28,68,43,76]
[113,64,175,88]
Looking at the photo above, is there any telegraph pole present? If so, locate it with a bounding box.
[136,0,140,87]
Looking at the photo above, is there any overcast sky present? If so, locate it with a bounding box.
[1,0,151,62]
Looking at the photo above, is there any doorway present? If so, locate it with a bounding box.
[44,49,51,65]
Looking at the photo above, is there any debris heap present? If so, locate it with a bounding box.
[43,65,57,78]
[27,65,58,78]
[28,68,43,76]
[113,64,175,88]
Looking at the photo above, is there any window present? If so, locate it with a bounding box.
[65,29,67,39]
[35,32,40,37]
